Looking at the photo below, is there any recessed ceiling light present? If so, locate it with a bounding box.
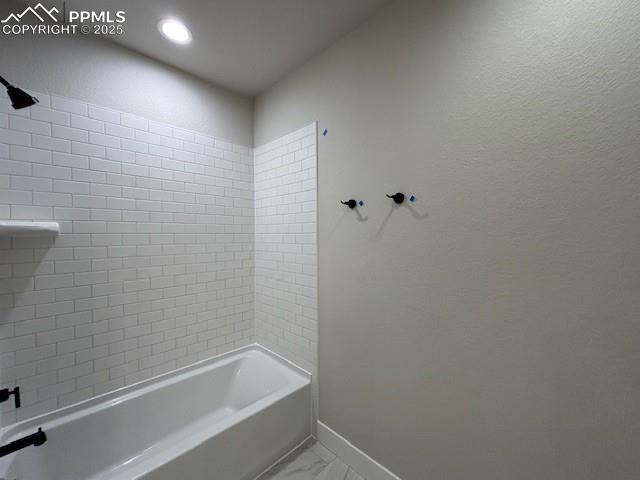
[158,18,192,45]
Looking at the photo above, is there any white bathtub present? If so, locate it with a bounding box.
[0,346,311,480]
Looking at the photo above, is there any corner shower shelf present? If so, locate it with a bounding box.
[0,221,60,236]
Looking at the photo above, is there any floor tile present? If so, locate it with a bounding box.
[257,440,366,480]
[310,442,337,463]
[345,468,364,480]
[315,458,349,480]
[256,440,330,480]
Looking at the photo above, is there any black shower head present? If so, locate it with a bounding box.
[0,75,39,110]
[6,85,39,109]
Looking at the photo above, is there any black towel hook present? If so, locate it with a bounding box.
[386,193,405,204]
[386,193,416,205]
[341,199,363,209]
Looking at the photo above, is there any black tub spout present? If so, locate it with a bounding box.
[0,428,47,458]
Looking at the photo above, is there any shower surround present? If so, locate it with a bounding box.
[0,93,318,427]
[254,124,319,415]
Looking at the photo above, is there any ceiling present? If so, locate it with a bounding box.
[59,0,392,96]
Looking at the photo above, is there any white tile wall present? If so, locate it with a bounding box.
[254,123,318,412]
[0,93,254,426]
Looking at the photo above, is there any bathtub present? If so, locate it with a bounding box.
[0,346,311,480]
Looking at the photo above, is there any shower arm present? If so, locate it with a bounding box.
[0,75,10,88]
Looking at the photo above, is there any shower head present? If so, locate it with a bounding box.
[0,75,39,110]
[6,85,39,110]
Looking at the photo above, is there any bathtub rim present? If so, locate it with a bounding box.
[0,343,311,443]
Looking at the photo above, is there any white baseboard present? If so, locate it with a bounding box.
[316,421,402,480]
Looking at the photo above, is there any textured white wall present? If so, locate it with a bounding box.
[0,92,254,425]
[254,123,318,416]
[254,0,640,478]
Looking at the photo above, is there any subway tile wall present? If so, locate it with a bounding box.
[254,123,318,412]
[0,93,254,426]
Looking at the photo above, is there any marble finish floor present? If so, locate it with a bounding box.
[256,438,364,480]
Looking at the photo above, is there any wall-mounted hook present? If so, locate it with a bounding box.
[341,199,363,209]
[386,192,405,204]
